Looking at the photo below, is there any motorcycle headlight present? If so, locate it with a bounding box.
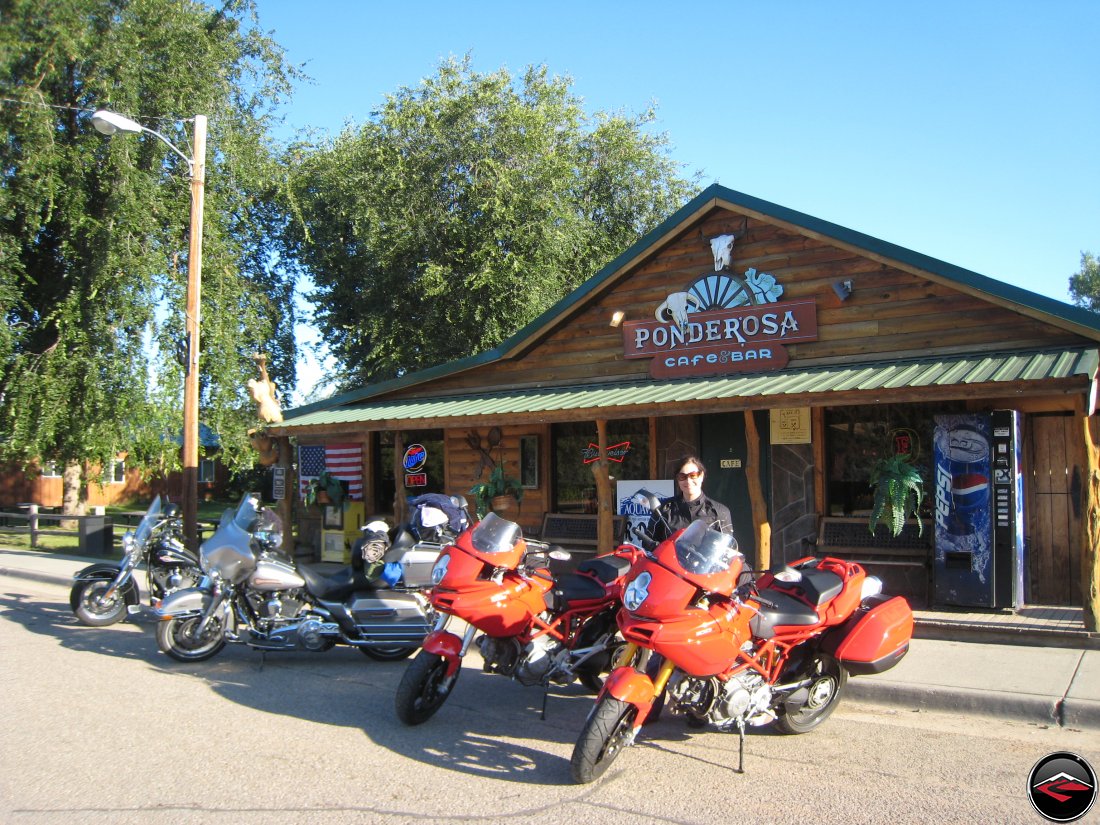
[623,571,652,612]
[431,553,450,585]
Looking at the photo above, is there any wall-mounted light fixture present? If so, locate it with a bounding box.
[609,310,625,328]
[832,280,852,302]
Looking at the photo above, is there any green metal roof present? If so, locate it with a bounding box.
[276,347,1098,432]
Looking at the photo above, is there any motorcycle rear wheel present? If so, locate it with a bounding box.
[360,645,416,662]
[394,651,459,725]
[774,653,847,734]
[156,615,227,662]
[571,696,637,784]
[70,579,128,627]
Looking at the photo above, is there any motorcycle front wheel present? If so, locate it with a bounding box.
[394,651,460,725]
[70,579,128,627]
[360,645,416,662]
[155,615,227,662]
[774,653,847,734]
[571,696,638,784]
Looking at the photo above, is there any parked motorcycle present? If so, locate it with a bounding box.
[394,512,643,726]
[153,493,451,663]
[570,496,913,783]
[70,496,201,626]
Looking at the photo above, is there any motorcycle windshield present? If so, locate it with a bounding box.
[133,495,164,549]
[470,512,522,555]
[674,520,740,576]
[231,493,263,532]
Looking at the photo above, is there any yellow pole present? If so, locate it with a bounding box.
[181,115,206,550]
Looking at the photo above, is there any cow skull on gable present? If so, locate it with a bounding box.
[710,234,735,271]
[655,291,703,331]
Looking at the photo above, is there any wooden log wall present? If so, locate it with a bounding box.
[401,209,1084,398]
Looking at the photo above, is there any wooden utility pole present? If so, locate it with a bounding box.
[181,114,206,551]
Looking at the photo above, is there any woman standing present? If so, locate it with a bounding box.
[645,455,734,547]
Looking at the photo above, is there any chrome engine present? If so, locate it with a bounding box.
[477,633,569,686]
[666,669,776,728]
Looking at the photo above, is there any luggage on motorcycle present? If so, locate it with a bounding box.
[821,594,913,675]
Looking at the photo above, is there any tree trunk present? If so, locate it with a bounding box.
[744,411,771,570]
[61,460,86,530]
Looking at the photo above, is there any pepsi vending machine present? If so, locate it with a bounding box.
[932,411,1023,608]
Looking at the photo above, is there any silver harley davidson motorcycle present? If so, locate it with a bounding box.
[70,496,202,626]
[153,493,456,663]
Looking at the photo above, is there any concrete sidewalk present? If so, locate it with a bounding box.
[2,546,1098,732]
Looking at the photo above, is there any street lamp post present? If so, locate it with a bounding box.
[92,109,207,550]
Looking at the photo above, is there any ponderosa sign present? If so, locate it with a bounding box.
[621,234,819,378]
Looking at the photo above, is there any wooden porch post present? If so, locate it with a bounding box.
[744,410,771,570]
[276,436,293,550]
[393,431,408,526]
[1081,414,1100,632]
[591,419,614,554]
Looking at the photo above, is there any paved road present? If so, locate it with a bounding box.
[2,571,1098,825]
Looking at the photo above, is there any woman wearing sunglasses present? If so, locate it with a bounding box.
[644,455,734,547]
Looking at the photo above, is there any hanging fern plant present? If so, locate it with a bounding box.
[868,453,924,537]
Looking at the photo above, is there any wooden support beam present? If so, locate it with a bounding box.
[591,418,614,554]
[744,410,771,570]
[1081,414,1100,632]
[393,431,407,526]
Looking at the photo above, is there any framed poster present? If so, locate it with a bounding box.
[323,504,344,530]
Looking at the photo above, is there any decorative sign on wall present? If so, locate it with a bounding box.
[769,408,812,444]
[621,234,819,379]
[403,443,428,488]
[582,441,632,464]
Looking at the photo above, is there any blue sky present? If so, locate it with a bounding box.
[254,1,1099,402]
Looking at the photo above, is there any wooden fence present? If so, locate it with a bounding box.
[0,504,114,555]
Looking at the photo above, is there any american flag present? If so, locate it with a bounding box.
[299,443,364,501]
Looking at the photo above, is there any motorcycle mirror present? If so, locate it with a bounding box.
[548,548,571,562]
[631,489,663,511]
[772,565,802,583]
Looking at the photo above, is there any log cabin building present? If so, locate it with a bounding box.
[267,184,1100,626]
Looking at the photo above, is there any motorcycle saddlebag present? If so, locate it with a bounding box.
[822,595,913,676]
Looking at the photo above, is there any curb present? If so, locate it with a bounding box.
[0,565,76,588]
[846,679,1063,727]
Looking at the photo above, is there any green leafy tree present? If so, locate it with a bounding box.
[0,0,300,512]
[1069,251,1100,312]
[283,56,698,387]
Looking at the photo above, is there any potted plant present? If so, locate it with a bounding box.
[868,452,924,537]
[469,462,524,518]
[304,471,346,508]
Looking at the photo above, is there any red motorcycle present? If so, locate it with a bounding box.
[571,516,913,783]
[395,512,641,726]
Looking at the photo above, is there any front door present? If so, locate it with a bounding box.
[700,411,770,568]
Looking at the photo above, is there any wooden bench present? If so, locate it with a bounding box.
[815,516,931,607]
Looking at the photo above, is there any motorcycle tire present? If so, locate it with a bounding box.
[359,646,416,662]
[570,696,637,784]
[774,653,847,735]
[70,579,129,627]
[155,615,227,663]
[394,651,460,725]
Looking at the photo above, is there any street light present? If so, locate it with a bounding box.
[92,109,207,550]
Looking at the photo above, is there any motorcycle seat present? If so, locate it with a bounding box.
[750,588,821,638]
[552,572,607,608]
[789,569,844,606]
[299,563,374,602]
[576,555,631,584]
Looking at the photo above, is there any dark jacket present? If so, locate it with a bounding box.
[645,492,734,549]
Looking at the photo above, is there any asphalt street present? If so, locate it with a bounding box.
[2,563,1099,825]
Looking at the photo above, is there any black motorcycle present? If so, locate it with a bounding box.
[70,496,202,626]
[153,494,467,663]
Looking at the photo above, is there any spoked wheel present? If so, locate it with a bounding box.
[70,580,128,627]
[570,696,638,784]
[155,615,227,663]
[775,653,847,734]
[360,645,416,662]
[394,651,460,725]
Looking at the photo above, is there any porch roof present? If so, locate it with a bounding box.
[272,347,1098,434]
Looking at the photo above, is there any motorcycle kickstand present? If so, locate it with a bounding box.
[540,684,550,720]
[735,720,745,774]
